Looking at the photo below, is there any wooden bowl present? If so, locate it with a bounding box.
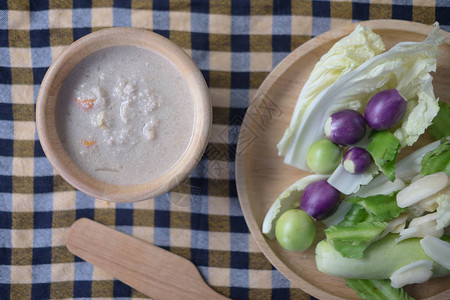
[236,20,450,299]
[36,28,211,202]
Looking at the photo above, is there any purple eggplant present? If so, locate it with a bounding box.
[324,109,366,145]
[364,89,407,130]
[342,147,372,174]
[300,180,341,221]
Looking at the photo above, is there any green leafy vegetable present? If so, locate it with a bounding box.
[331,241,369,260]
[326,221,386,241]
[345,279,415,300]
[338,205,369,226]
[441,235,450,243]
[348,192,405,221]
[421,139,450,176]
[428,102,450,140]
[325,192,405,258]
[327,222,386,258]
[367,131,401,182]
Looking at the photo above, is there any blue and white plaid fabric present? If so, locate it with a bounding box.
[0,0,449,299]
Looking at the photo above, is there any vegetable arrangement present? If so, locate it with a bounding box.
[279,23,444,195]
[263,23,449,300]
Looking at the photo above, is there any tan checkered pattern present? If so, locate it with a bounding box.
[2,0,448,299]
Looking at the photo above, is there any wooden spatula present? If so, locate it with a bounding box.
[66,218,229,300]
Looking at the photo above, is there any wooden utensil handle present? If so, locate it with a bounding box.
[66,218,229,300]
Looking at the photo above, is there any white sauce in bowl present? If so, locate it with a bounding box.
[55,46,194,185]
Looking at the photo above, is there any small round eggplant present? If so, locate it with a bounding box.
[342,147,372,174]
[300,180,341,221]
[324,109,366,145]
[364,89,407,130]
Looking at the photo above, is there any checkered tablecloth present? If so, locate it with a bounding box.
[0,0,449,299]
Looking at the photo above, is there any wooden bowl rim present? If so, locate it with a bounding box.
[36,27,211,202]
[236,20,450,300]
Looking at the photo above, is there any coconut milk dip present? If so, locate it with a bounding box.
[55,46,194,185]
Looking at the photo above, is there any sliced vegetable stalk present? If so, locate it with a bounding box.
[328,163,379,195]
[357,178,406,199]
[345,279,414,300]
[396,172,448,208]
[315,234,450,279]
[389,260,433,288]
[280,23,442,171]
[396,212,443,243]
[420,235,450,270]
[367,131,401,182]
[374,213,409,243]
[278,25,385,159]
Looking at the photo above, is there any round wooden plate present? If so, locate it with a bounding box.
[236,20,450,300]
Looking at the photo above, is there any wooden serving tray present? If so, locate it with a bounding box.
[236,20,450,300]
